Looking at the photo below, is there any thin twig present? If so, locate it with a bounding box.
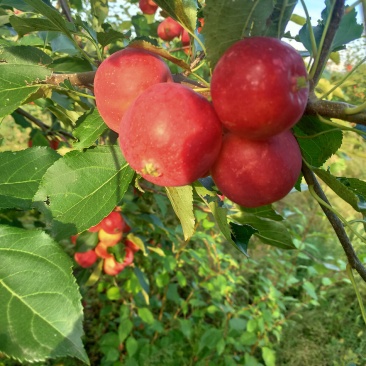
[15,108,75,140]
[58,0,73,23]
[306,92,366,125]
[46,71,95,90]
[301,163,366,282]
[310,0,345,88]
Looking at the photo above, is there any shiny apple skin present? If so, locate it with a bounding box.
[157,17,183,41]
[94,48,173,132]
[119,83,223,187]
[210,130,302,207]
[211,37,309,140]
[139,0,158,15]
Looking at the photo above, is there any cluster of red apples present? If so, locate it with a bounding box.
[73,210,141,276]
[94,36,309,208]
[138,1,190,47]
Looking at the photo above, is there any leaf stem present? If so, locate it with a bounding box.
[344,100,366,115]
[346,263,366,325]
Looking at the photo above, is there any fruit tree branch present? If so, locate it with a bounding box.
[15,108,75,140]
[306,92,366,125]
[301,163,366,282]
[310,0,345,89]
[58,0,73,23]
[46,71,96,90]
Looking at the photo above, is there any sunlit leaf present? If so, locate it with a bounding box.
[33,146,134,240]
[0,225,89,364]
[0,147,60,210]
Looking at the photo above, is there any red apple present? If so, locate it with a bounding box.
[94,48,173,132]
[210,130,302,208]
[74,250,98,268]
[157,17,183,41]
[101,211,124,234]
[98,229,122,246]
[103,256,125,276]
[211,37,309,140]
[95,241,113,259]
[181,29,190,45]
[119,83,223,187]
[139,0,158,14]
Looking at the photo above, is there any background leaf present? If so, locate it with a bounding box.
[33,146,134,240]
[0,147,60,210]
[165,186,195,241]
[0,225,89,364]
[0,45,52,65]
[153,0,197,32]
[202,0,274,67]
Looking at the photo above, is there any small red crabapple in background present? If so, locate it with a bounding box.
[94,48,173,132]
[95,241,113,259]
[157,17,183,41]
[139,0,158,15]
[103,256,125,276]
[125,239,141,253]
[181,29,190,45]
[101,211,124,234]
[98,229,122,246]
[74,250,98,268]
[198,18,204,33]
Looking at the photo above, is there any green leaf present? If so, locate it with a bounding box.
[298,1,363,55]
[138,307,154,324]
[314,169,366,214]
[97,28,127,48]
[90,0,109,27]
[0,0,34,11]
[198,328,223,353]
[126,337,138,358]
[0,147,60,210]
[233,214,295,249]
[33,146,134,240]
[0,63,51,118]
[0,45,52,65]
[73,109,108,149]
[50,56,94,73]
[203,0,274,67]
[23,0,75,37]
[295,115,343,167]
[0,225,89,364]
[230,223,258,256]
[262,347,276,366]
[263,0,298,38]
[194,183,232,238]
[239,205,284,221]
[153,0,197,32]
[10,16,65,37]
[165,186,195,241]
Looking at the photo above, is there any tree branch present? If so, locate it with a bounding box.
[310,0,345,88]
[306,92,366,125]
[58,0,73,23]
[46,71,96,90]
[301,163,366,282]
[15,108,75,140]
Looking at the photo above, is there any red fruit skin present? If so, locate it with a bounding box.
[119,83,223,187]
[210,130,302,208]
[123,247,134,266]
[98,229,122,246]
[95,241,113,259]
[181,29,190,45]
[103,257,125,276]
[139,0,158,14]
[125,239,140,253]
[74,250,98,268]
[157,17,183,41]
[88,222,103,232]
[94,48,173,132]
[211,37,309,140]
[101,211,123,234]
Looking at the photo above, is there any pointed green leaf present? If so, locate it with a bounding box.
[23,0,75,37]
[33,146,134,240]
[153,0,197,32]
[97,29,127,48]
[0,225,89,364]
[262,347,276,366]
[0,45,53,65]
[314,169,366,214]
[73,109,108,150]
[10,16,65,37]
[0,63,51,118]
[233,214,295,249]
[295,115,343,167]
[203,0,274,67]
[263,0,298,38]
[230,223,258,256]
[165,186,195,241]
[0,147,61,210]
